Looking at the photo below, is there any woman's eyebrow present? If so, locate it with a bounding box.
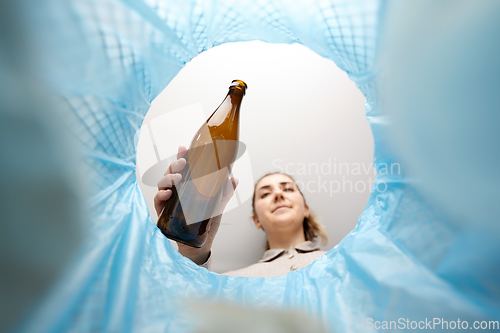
[257,182,293,192]
[257,185,271,192]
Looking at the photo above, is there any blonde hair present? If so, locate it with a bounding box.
[252,172,329,250]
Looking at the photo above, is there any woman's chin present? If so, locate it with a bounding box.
[268,214,301,226]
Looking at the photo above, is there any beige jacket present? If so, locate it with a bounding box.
[201,241,325,278]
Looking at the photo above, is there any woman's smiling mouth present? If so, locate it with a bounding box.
[273,205,290,212]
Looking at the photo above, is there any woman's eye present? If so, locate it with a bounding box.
[261,193,269,198]
[284,188,294,192]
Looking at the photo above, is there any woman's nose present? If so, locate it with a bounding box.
[273,189,285,200]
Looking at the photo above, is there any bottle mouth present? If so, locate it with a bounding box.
[230,80,248,94]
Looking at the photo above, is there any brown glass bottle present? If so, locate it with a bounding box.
[157,80,247,248]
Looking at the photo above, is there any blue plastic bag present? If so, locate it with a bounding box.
[1,0,498,332]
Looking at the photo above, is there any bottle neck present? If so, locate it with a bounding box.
[206,90,242,128]
[229,80,247,96]
[229,85,245,99]
[228,92,243,108]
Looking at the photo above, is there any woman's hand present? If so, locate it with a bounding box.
[154,145,239,265]
[154,146,187,216]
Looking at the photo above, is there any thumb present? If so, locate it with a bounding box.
[218,177,239,213]
[224,177,239,198]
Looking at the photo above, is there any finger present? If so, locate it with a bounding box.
[221,177,239,202]
[231,177,239,189]
[157,173,182,189]
[164,158,186,176]
[228,177,239,192]
[154,189,172,216]
[163,145,188,176]
[177,145,188,159]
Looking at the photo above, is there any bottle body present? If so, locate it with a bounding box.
[157,80,247,248]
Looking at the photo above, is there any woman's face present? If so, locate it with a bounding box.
[253,174,309,233]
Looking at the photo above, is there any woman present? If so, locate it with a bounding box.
[154,146,328,278]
